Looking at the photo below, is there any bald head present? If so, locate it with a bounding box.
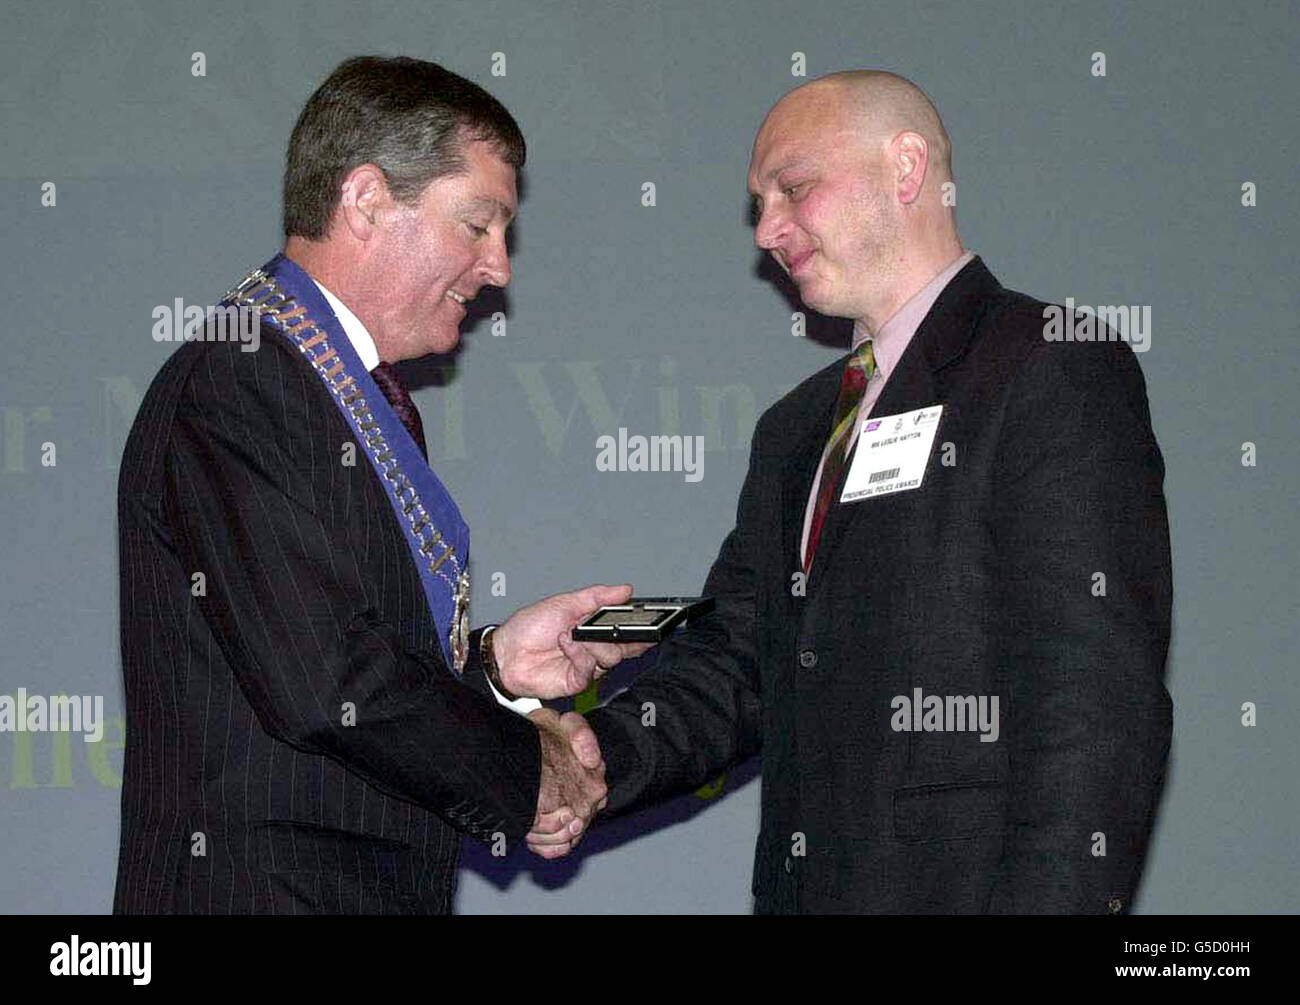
[762,70,953,186]
[818,70,953,181]
[748,69,963,333]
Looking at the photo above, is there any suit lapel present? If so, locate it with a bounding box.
[780,361,842,579]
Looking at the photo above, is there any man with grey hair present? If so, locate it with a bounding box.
[114,56,638,914]
[526,70,1173,915]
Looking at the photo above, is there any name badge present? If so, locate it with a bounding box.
[840,405,944,502]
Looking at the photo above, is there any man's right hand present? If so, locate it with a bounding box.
[527,708,607,859]
[493,584,652,699]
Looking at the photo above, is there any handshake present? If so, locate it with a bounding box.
[488,584,651,859]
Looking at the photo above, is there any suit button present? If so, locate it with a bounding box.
[1107,896,1124,914]
[798,650,817,669]
[784,857,794,874]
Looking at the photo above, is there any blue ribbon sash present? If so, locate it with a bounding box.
[221,253,472,675]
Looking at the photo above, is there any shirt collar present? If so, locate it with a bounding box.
[852,249,976,378]
[311,278,380,371]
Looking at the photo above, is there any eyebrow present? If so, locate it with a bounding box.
[748,158,811,196]
[467,197,516,223]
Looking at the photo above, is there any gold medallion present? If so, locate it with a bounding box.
[450,568,471,675]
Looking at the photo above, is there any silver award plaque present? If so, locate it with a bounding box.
[571,596,715,643]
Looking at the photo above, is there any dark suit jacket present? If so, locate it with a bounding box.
[114,319,540,914]
[588,256,1173,914]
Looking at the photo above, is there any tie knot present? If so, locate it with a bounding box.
[843,341,875,392]
[369,361,428,459]
[370,360,408,398]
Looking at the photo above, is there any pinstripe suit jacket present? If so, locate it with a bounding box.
[113,317,540,914]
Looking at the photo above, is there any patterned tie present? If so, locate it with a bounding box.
[803,341,876,574]
[369,362,428,459]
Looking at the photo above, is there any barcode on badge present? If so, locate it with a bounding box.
[868,467,900,484]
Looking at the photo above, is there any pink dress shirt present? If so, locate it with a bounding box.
[799,250,976,564]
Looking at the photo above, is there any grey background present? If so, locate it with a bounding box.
[1,0,1296,914]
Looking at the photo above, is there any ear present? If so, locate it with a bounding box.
[893,132,929,205]
[337,163,392,241]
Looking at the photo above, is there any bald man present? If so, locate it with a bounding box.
[525,71,1172,914]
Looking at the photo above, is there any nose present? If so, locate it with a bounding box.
[479,231,511,288]
[753,202,787,253]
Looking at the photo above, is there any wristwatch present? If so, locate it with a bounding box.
[480,625,521,701]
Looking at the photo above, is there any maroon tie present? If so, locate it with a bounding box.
[369,362,428,459]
